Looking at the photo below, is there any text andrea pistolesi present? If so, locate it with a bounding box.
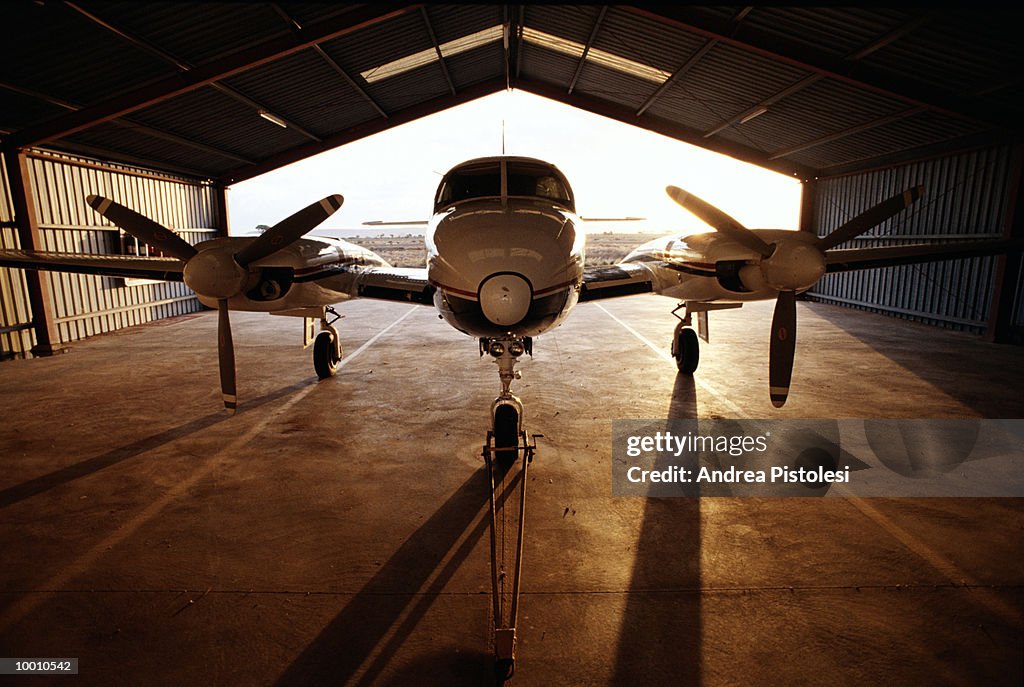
[624,430,850,485]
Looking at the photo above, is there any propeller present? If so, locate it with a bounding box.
[87,194,345,414]
[817,186,924,251]
[666,185,773,257]
[86,195,197,261]
[666,184,924,407]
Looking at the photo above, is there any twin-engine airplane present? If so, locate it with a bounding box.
[0,155,1018,451]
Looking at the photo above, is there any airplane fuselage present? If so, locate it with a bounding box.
[425,157,584,338]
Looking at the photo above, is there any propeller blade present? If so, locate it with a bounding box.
[86,195,198,261]
[769,290,797,408]
[217,299,237,415]
[666,185,773,258]
[818,186,924,251]
[235,194,344,267]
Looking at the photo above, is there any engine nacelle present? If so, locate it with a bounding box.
[245,267,294,302]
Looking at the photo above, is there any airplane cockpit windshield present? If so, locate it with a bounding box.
[434,158,575,213]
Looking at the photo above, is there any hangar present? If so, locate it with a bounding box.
[0,3,1022,685]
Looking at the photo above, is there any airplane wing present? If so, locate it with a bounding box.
[579,262,655,301]
[825,239,1022,273]
[0,249,185,281]
[350,266,434,305]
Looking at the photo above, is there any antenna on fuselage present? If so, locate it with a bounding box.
[501,118,506,155]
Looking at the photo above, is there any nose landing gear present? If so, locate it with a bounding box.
[481,336,539,681]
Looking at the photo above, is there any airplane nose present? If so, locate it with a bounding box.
[478,273,532,327]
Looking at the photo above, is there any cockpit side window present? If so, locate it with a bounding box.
[506,162,573,209]
[435,162,501,209]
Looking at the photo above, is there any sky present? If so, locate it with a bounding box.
[228,89,802,237]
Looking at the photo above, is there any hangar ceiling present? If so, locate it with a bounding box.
[1,3,1021,184]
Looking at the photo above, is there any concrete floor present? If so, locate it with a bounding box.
[0,295,1021,686]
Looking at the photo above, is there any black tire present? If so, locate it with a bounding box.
[675,327,699,375]
[313,331,341,379]
[493,404,519,466]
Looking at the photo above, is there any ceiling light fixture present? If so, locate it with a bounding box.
[258,110,287,128]
[739,107,769,124]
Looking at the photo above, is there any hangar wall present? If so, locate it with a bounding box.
[0,151,217,359]
[806,144,1021,338]
[0,163,33,358]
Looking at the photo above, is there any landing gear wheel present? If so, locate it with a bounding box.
[673,326,699,375]
[493,404,519,467]
[494,658,515,682]
[313,331,341,379]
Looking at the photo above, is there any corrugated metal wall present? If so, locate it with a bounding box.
[807,145,1015,334]
[0,151,217,359]
[0,159,35,359]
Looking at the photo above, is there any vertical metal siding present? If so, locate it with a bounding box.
[808,145,1013,333]
[4,152,215,355]
[0,160,36,358]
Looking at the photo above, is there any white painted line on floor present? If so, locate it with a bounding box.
[337,305,417,370]
[839,491,1021,625]
[594,302,747,416]
[0,306,419,631]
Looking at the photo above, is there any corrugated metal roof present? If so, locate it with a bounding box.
[220,50,382,138]
[795,112,986,172]
[1,2,171,108]
[860,10,1021,94]
[642,42,807,135]
[525,5,606,46]
[99,1,291,65]
[319,11,434,78]
[127,87,311,165]
[0,3,1018,182]
[425,4,504,44]
[596,7,712,74]
[742,7,911,60]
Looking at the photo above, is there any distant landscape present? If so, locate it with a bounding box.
[343,232,666,268]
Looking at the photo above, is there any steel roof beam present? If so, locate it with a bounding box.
[635,39,717,118]
[635,6,753,118]
[568,6,608,95]
[310,44,388,119]
[702,73,824,138]
[626,6,1010,129]
[421,7,456,96]
[269,4,388,120]
[4,3,417,151]
[845,12,931,62]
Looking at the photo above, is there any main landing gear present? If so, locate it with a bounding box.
[671,303,699,375]
[313,306,343,379]
[480,336,539,681]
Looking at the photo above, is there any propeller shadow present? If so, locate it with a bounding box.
[273,468,494,687]
[0,378,314,510]
[612,374,701,684]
